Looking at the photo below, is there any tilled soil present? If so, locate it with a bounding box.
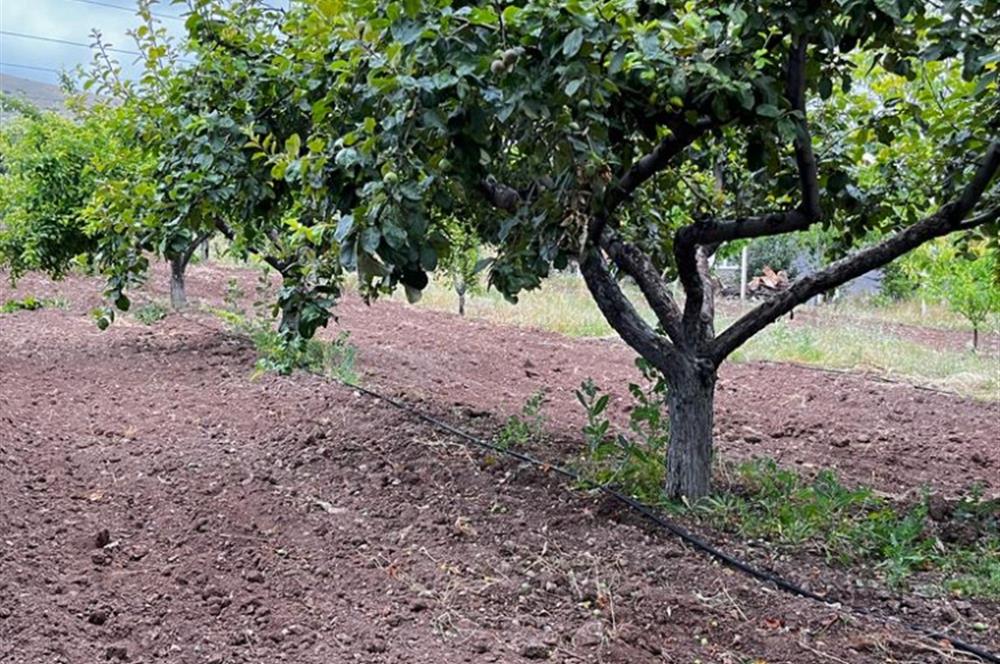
[1,266,999,663]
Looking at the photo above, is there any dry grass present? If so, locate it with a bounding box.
[390,273,998,400]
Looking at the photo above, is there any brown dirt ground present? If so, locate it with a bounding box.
[1,264,999,664]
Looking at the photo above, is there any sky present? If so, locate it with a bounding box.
[0,0,290,86]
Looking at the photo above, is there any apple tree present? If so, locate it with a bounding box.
[263,0,998,498]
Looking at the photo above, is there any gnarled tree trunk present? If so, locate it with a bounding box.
[664,358,717,500]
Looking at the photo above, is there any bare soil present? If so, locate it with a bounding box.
[1,264,998,663]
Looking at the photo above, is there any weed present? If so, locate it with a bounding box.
[210,273,358,383]
[695,459,1000,597]
[574,360,670,503]
[251,328,358,383]
[0,295,65,313]
[495,389,547,449]
[133,301,169,325]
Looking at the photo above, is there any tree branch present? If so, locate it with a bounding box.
[599,227,684,343]
[954,204,1000,231]
[787,36,820,219]
[673,241,717,348]
[180,230,212,265]
[711,142,1000,364]
[214,219,290,273]
[604,118,715,216]
[579,247,677,372]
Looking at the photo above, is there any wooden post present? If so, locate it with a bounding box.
[739,245,749,302]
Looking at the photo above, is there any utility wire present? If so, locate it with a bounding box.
[63,0,185,21]
[0,30,142,57]
[0,61,64,74]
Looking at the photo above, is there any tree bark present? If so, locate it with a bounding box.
[170,255,188,310]
[457,288,466,317]
[664,357,717,500]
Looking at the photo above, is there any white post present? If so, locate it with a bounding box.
[739,245,749,302]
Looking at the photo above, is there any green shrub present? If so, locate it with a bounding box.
[133,301,169,325]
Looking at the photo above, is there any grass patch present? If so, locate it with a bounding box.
[398,273,996,400]
[1,295,67,313]
[133,301,169,325]
[209,276,358,383]
[397,274,654,338]
[730,320,998,399]
[571,380,1000,599]
[696,459,1000,598]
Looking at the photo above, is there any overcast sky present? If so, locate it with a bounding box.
[0,0,289,86]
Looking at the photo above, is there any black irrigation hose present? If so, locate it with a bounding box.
[342,380,1000,664]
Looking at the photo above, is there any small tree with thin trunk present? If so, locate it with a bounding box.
[919,242,999,351]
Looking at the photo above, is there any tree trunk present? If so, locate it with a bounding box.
[170,255,187,310]
[458,288,466,317]
[972,326,978,352]
[664,359,717,500]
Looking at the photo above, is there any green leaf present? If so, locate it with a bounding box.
[756,103,781,118]
[818,77,833,100]
[563,28,584,58]
[335,215,355,242]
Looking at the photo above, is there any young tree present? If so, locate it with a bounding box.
[913,241,999,350]
[439,219,486,316]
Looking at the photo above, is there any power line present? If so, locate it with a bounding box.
[0,62,65,75]
[0,30,142,57]
[63,0,185,21]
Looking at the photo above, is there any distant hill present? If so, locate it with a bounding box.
[0,73,67,115]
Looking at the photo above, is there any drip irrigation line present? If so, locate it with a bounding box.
[339,379,1000,664]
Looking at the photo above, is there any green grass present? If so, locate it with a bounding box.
[694,459,1000,598]
[730,319,999,399]
[132,300,169,325]
[397,273,997,400]
[569,378,1000,599]
[0,295,67,313]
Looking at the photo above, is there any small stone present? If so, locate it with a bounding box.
[245,570,264,584]
[104,644,128,661]
[88,609,109,625]
[95,529,111,548]
[572,620,604,648]
[927,494,953,522]
[520,642,551,659]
